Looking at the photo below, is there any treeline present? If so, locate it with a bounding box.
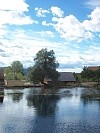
[81,66,100,83]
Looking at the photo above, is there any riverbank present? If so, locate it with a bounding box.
[80,82,100,88]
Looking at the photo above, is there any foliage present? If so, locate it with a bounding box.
[81,66,100,83]
[81,67,94,81]
[4,61,24,80]
[11,61,23,74]
[95,68,100,83]
[73,73,82,83]
[28,48,59,83]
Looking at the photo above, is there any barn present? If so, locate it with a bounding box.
[58,72,76,86]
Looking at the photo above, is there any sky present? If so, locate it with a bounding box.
[0,0,100,73]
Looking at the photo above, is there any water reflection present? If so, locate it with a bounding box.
[0,87,100,133]
[0,88,4,103]
[11,93,23,103]
[27,90,60,116]
[0,96,4,103]
[5,89,23,103]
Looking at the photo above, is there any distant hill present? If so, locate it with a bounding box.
[23,68,28,75]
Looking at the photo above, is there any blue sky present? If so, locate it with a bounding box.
[0,0,100,72]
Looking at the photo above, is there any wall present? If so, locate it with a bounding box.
[5,80,25,87]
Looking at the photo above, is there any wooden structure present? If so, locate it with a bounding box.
[58,72,76,86]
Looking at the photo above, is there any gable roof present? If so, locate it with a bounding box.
[59,72,76,82]
[87,66,100,71]
[0,68,4,80]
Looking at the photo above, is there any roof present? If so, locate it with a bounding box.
[87,66,100,71]
[0,68,4,80]
[59,72,76,82]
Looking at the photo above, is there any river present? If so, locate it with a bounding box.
[0,87,100,133]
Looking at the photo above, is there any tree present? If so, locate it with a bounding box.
[4,61,24,80]
[81,66,95,81]
[29,48,59,83]
[11,61,23,74]
[95,67,100,83]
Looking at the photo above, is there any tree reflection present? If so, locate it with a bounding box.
[0,89,4,103]
[81,97,100,108]
[7,92,23,103]
[11,93,23,103]
[27,89,60,116]
[0,96,4,103]
[81,97,93,107]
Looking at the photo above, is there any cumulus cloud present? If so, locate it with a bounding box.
[50,6,64,17]
[53,15,93,41]
[41,5,100,41]
[0,0,37,26]
[0,10,35,25]
[0,0,29,11]
[83,7,100,32]
[35,7,50,17]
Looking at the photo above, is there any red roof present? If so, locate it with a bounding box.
[87,66,100,71]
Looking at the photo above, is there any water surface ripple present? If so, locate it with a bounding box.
[0,87,100,133]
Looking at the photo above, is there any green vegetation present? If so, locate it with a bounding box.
[4,61,24,80]
[28,48,59,83]
[81,66,100,83]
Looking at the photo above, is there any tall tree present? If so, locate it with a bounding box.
[11,61,23,74]
[29,48,59,83]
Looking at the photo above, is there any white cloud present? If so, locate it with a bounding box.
[0,28,6,37]
[83,7,100,32]
[50,6,64,17]
[42,21,53,26]
[0,29,59,67]
[35,7,50,17]
[36,31,54,38]
[0,10,35,25]
[41,6,99,41]
[0,0,29,11]
[0,0,37,26]
[42,21,50,26]
[53,15,93,41]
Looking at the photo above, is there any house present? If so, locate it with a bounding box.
[43,72,76,87]
[0,68,5,88]
[58,72,76,86]
[87,66,100,71]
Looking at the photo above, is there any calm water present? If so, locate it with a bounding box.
[0,87,100,133]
